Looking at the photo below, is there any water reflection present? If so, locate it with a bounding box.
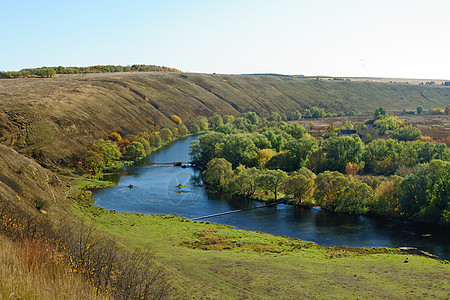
[93,135,450,259]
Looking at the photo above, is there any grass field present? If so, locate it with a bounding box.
[76,204,450,299]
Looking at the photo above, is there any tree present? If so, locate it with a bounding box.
[257,169,287,201]
[202,158,234,190]
[257,148,275,169]
[314,171,350,211]
[372,176,403,217]
[217,134,259,168]
[159,128,173,143]
[323,136,364,172]
[284,168,316,205]
[35,67,56,77]
[84,150,105,173]
[400,160,450,224]
[91,139,121,166]
[170,115,182,124]
[267,112,282,122]
[374,107,388,119]
[389,126,422,141]
[246,111,259,125]
[282,138,318,171]
[334,179,372,215]
[416,141,449,163]
[417,106,424,115]
[148,133,162,148]
[125,142,146,160]
[177,123,189,136]
[222,115,235,125]
[108,132,122,142]
[345,162,360,177]
[189,132,225,170]
[229,167,261,197]
[209,114,223,129]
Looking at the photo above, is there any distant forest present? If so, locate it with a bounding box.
[0,64,181,79]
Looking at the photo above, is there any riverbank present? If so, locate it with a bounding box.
[75,203,450,299]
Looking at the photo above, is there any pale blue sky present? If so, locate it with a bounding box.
[1,0,449,79]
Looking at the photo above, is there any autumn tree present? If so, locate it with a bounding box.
[108,132,122,142]
[345,162,360,177]
[372,176,403,217]
[170,115,182,124]
[257,148,275,169]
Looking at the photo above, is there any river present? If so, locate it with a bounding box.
[93,135,450,259]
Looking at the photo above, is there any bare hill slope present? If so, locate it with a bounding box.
[1,72,449,163]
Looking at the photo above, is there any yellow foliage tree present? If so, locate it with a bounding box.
[108,132,122,142]
[170,115,182,124]
[257,148,274,169]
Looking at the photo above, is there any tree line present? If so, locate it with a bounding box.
[190,110,449,225]
[0,64,181,79]
[81,115,190,174]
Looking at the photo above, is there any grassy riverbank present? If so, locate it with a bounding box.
[76,204,450,299]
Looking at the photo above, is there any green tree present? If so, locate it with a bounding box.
[159,128,173,143]
[314,171,350,211]
[189,132,225,170]
[324,136,364,172]
[284,167,316,205]
[417,106,424,115]
[374,107,388,119]
[416,142,449,163]
[229,166,261,197]
[400,160,450,224]
[267,112,282,122]
[246,111,260,125]
[281,138,318,171]
[177,123,189,136]
[209,113,223,129]
[125,142,146,160]
[257,169,288,201]
[389,126,422,141]
[217,134,259,168]
[334,179,373,215]
[202,158,234,190]
[91,139,121,166]
[222,115,235,125]
[84,150,106,173]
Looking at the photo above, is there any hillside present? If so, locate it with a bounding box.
[1,72,449,165]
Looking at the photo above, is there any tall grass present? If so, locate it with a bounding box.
[0,235,106,299]
[0,195,170,299]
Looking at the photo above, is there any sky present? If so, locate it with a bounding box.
[1,0,449,79]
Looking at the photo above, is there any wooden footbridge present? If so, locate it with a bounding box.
[191,201,282,221]
[149,161,192,166]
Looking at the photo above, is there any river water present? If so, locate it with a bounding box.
[93,135,450,259]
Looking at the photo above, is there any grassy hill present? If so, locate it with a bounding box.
[1,72,449,165]
[1,72,450,298]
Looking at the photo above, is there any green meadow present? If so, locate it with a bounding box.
[77,204,450,299]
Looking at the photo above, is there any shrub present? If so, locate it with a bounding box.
[170,115,182,124]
